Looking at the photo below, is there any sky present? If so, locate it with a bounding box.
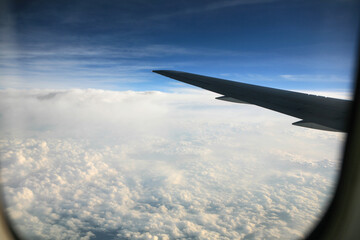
[0,0,359,240]
[0,0,359,92]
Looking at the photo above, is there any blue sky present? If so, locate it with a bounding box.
[1,0,359,92]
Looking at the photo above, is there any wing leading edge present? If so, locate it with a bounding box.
[153,70,351,132]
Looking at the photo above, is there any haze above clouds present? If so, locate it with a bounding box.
[0,89,344,239]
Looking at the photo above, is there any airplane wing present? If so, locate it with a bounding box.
[153,70,351,132]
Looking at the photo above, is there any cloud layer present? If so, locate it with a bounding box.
[0,89,344,239]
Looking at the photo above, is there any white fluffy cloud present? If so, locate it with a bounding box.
[0,89,344,239]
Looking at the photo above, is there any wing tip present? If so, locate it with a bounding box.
[152,70,172,77]
[153,70,185,75]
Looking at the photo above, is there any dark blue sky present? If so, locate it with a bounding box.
[1,0,359,92]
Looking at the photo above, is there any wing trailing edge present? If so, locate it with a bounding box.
[292,120,339,132]
[216,96,250,104]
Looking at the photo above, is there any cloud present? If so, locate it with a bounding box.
[280,74,349,83]
[0,89,344,239]
[0,43,249,89]
[150,0,278,20]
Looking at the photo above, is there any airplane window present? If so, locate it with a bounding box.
[0,0,359,239]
